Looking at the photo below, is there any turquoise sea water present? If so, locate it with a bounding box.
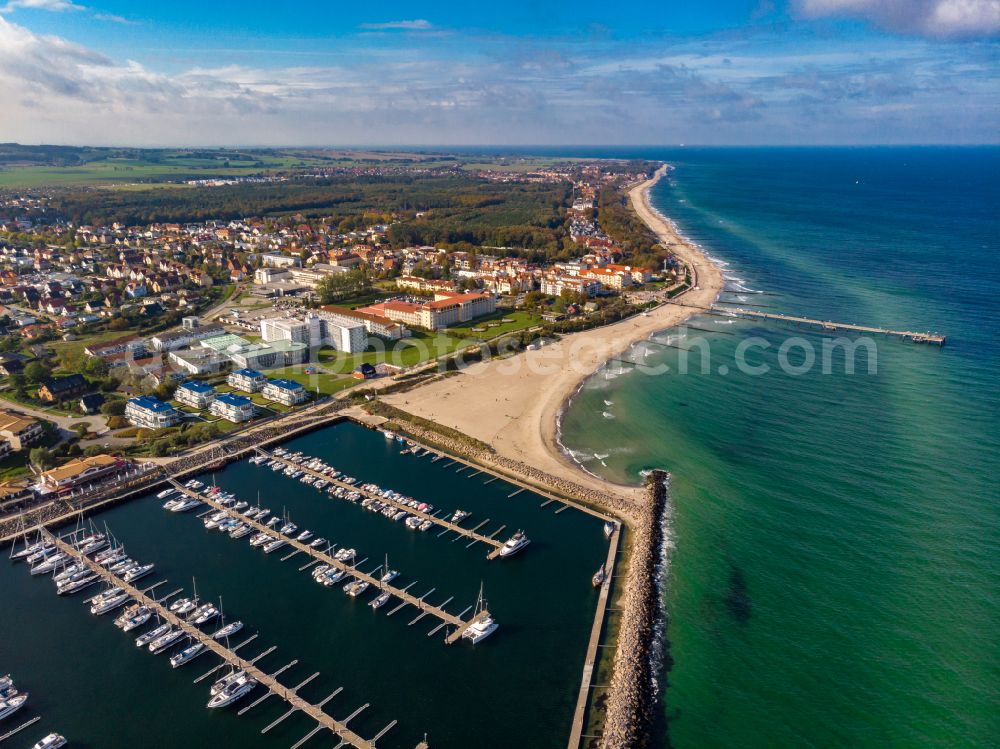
[559,147,1000,747]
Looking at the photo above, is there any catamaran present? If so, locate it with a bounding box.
[462,583,499,644]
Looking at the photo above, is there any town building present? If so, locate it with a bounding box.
[37,374,89,402]
[38,454,130,494]
[261,378,308,406]
[149,323,225,351]
[319,305,407,340]
[209,393,255,422]
[79,393,105,414]
[358,291,496,331]
[175,380,217,409]
[167,348,229,376]
[125,396,181,429]
[261,312,368,354]
[227,368,267,393]
[0,408,43,451]
[541,274,602,297]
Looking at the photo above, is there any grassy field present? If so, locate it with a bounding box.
[0,152,333,188]
[444,309,542,339]
[316,330,478,374]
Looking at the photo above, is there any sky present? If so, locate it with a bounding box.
[0,0,997,146]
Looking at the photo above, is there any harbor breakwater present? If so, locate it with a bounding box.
[600,470,669,748]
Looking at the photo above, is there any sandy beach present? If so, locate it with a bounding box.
[383,164,724,510]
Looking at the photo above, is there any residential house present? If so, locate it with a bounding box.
[37,374,89,403]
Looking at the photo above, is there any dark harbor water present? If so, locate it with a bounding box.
[559,147,1000,748]
[1,421,608,749]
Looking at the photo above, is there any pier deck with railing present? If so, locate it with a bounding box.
[724,308,946,344]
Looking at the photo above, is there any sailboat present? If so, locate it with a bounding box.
[461,583,498,644]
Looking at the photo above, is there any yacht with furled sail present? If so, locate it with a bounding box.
[91,590,131,615]
[461,583,498,644]
[170,642,205,668]
[212,619,243,640]
[148,628,185,654]
[498,530,530,558]
[135,622,171,648]
[604,520,617,539]
[116,604,152,632]
[380,555,398,584]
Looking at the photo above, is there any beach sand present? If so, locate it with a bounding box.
[382,165,724,510]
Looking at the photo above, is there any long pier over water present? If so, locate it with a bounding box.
[724,308,947,344]
[169,480,491,644]
[655,299,946,345]
[44,531,392,749]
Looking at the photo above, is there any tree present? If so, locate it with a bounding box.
[29,447,56,470]
[23,361,52,384]
[100,399,126,416]
[316,268,371,304]
[149,440,171,457]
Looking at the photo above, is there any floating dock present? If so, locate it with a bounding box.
[44,531,390,749]
[255,449,508,559]
[170,480,492,643]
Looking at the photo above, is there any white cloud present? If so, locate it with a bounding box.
[795,0,1000,38]
[0,15,994,146]
[359,19,433,30]
[0,0,85,12]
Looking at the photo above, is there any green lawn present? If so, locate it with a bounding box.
[264,366,355,396]
[316,329,477,374]
[444,310,542,340]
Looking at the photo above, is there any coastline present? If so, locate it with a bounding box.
[381,163,724,512]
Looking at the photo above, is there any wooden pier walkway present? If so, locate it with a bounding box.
[724,308,946,344]
[44,532,383,749]
[255,450,508,559]
[170,481,491,644]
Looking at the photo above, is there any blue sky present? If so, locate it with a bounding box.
[1,0,997,145]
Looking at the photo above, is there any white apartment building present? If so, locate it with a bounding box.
[209,393,255,422]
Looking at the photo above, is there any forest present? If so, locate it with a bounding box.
[47,174,578,255]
